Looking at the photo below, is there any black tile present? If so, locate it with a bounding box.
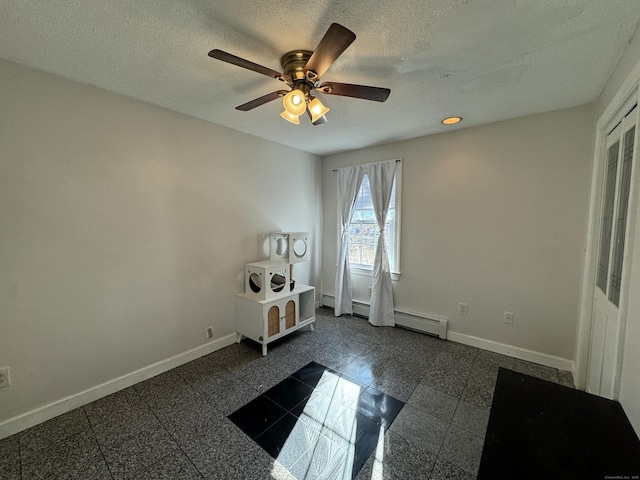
[264,376,314,411]
[292,361,333,389]
[309,370,366,408]
[354,386,405,428]
[349,411,386,477]
[288,433,354,480]
[227,395,287,439]
[311,407,384,480]
[335,372,369,391]
[289,396,312,419]
[254,413,300,459]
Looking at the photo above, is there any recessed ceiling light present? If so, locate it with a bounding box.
[441,116,463,125]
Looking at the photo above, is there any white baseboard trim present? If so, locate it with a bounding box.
[0,333,237,440]
[447,331,575,372]
[320,292,574,372]
[321,293,447,339]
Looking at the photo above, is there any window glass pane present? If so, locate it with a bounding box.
[361,243,376,265]
[596,140,620,292]
[360,224,377,243]
[354,176,373,210]
[349,243,362,265]
[348,173,396,269]
[609,126,635,306]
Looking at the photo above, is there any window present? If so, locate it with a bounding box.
[347,163,401,277]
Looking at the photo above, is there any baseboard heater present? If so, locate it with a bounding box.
[321,294,447,339]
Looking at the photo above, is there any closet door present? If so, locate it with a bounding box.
[588,106,637,398]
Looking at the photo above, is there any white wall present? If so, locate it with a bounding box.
[322,105,595,363]
[0,58,321,436]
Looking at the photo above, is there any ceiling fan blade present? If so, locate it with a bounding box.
[318,82,391,102]
[208,49,284,80]
[236,90,289,111]
[306,109,328,125]
[305,23,356,78]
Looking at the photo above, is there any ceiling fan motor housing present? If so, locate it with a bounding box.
[280,50,314,83]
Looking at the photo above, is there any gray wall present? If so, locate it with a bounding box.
[322,105,595,363]
[0,58,322,432]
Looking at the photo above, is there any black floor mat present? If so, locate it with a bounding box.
[478,368,640,480]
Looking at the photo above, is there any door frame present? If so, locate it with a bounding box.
[575,71,640,394]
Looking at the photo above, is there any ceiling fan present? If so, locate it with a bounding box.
[208,23,391,125]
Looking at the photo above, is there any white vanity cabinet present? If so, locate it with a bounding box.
[235,285,315,355]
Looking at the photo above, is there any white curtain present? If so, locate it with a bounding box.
[334,166,365,316]
[365,160,397,327]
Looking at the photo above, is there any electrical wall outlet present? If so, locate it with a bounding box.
[458,303,468,316]
[504,312,514,325]
[367,286,372,297]
[206,327,214,339]
[0,367,11,388]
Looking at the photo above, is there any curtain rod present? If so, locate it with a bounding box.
[332,158,401,172]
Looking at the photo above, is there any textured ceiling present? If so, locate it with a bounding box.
[1,0,639,155]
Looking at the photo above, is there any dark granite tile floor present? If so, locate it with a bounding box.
[0,307,574,479]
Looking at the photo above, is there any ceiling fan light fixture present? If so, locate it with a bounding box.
[441,116,463,125]
[280,110,301,125]
[308,97,330,123]
[208,24,391,127]
[283,89,306,116]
